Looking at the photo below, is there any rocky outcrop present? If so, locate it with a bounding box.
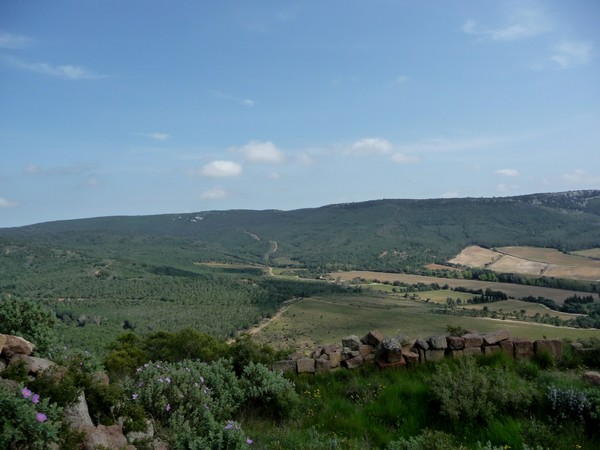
[1,335,34,358]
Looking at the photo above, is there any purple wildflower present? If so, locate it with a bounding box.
[35,412,47,423]
[165,377,171,383]
[166,403,171,412]
[224,420,234,430]
[132,393,139,400]
[246,438,253,445]
[138,382,144,387]
[31,393,40,404]
[21,387,32,398]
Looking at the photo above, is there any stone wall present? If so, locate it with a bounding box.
[273,329,567,374]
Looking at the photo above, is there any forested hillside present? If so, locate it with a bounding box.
[2,190,600,272]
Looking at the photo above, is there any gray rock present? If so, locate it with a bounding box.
[482,329,510,345]
[127,419,154,444]
[272,359,297,373]
[343,355,364,369]
[9,354,56,375]
[425,349,445,362]
[584,371,600,386]
[414,339,429,351]
[296,358,316,373]
[361,330,384,347]
[341,335,361,351]
[446,336,465,350]
[428,335,448,350]
[463,333,483,348]
[483,345,501,355]
[315,359,332,373]
[64,394,94,429]
[513,339,534,359]
[534,339,563,361]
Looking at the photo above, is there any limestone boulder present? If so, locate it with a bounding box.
[482,330,510,345]
[463,347,482,356]
[513,339,534,359]
[428,335,448,350]
[315,359,332,373]
[446,336,465,350]
[402,348,419,366]
[463,333,483,348]
[2,335,34,358]
[343,355,364,369]
[272,359,296,373]
[64,393,94,429]
[584,371,600,386]
[9,354,55,375]
[414,339,429,351]
[499,340,514,356]
[81,424,130,450]
[328,351,342,368]
[341,335,361,351]
[361,330,384,347]
[448,349,464,358]
[534,339,563,361]
[425,349,445,362]
[382,337,403,363]
[483,345,501,355]
[358,344,374,357]
[297,358,316,374]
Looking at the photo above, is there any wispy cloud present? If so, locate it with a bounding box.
[395,135,511,154]
[200,187,229,199]
[136,132,170,141]
[235,140,284,163]
[191,160,243,178]
[81,177,101,187]
[212,90,255,107]
[2,55,105,80]
[462,8,550,42]
[561,169,600,185]
[348,138,392,156]
[0,197,18,208]
[496,168,519,177]
[391,153,420,164]
[496,183,520,193]
[25,162,91,176]
[394,75,409,84]
[550,41,592,69]
[0,32,32,49]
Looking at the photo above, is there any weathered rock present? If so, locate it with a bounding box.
[81,424,129,450]
[358,344,374,357]
[446,336,465,350]
[0,334,6,352]
[297,358,316,374]
[310,347,324,359]
[364,353,376,365]
[584,371,600,386]
[382,337,403,363]
[570,342,584,352]
[92,370,110,386]
[322,344,340,355]
[1,335,34,358]
[9,354,56,375]
[483,345,501,355]
[414,339,429,351]
[463,333,483,348]
[396,335,415,348]
[361,330,384,347]
[463,347,482,356]
[64,393,94,429]
[343,355,364,369]
[272,359,297,373]
[289,352,304,361]
[342,349,360,359]
[534,339,563,361]
[499,340,514,356]
[428,335,448,350]
[341,335,361,351]
[402,348,419,366]
[448,349,464,358]
[152,438,169,450]
[328,351,342,368]
[416,348,426,363]
[482,330,510,345]
[315,359,332,373]
[127,419,154,445]
[425,349,445,362]
[513,339,534,359]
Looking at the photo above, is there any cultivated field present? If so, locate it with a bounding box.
[253,293,600,351]
[329,271,596,305]
[448,245,600,282]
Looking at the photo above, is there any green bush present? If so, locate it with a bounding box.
[430,356,535,425]
[0,296,57,355]
[387,429,460,450]
[0,383,62,450]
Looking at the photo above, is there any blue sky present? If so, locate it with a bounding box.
[1,0,599,227]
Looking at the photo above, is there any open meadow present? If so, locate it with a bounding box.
[253,292,600,351]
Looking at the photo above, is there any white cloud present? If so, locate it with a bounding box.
[391,153,420,164]
[200,187,229,199]
[550,41,592,69]
[3,56,105,80]
[137,132,170,141]
[349,138,392,155]
[496,168,519,177]
[0,197,18,208]
[212,91,255,107]
[0,32,32,49]
[236,140,284,163]
[199,160,243,178]
[462,8,550,42]
[561,169,600,185]
[296,152,313,166]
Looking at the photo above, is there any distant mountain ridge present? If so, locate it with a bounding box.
[1,190,600,271]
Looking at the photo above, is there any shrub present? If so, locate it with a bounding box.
[0,383,62,450]
[0,296,57,355]
[546,386,591,424]
[430,356,535,425]
[387,429,460,450]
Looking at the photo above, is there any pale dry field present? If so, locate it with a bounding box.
[330,271,595,305]
[488,254,548,276]
[449,245,499,267]
[573,248,600,259]
[498,246,600,267]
